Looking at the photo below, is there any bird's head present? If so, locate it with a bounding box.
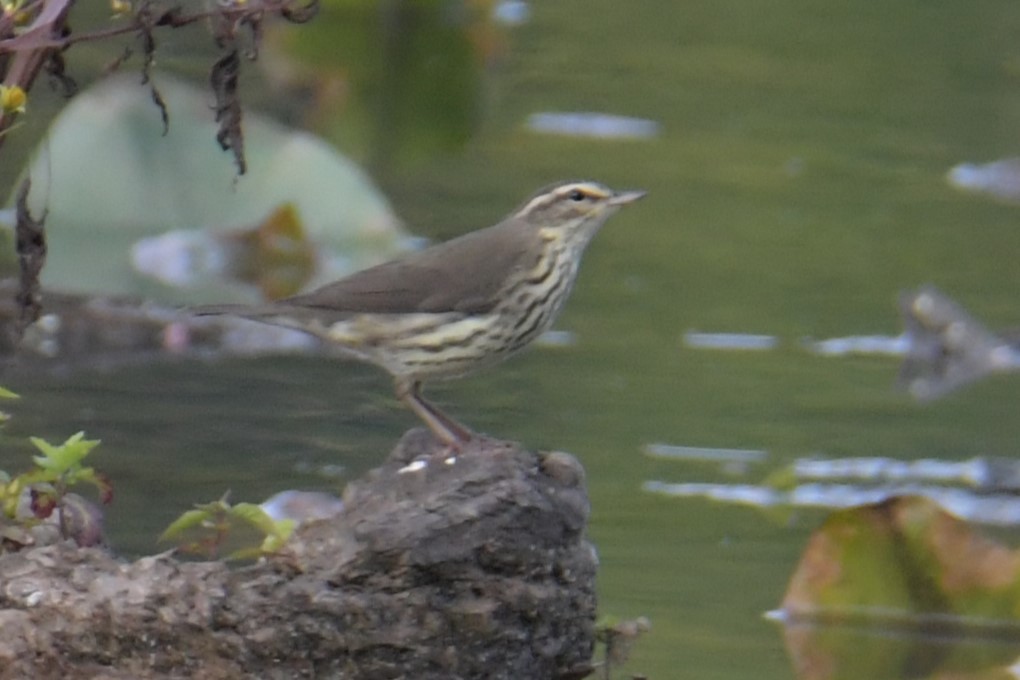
[515,180,646,248]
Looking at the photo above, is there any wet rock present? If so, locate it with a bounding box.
[0,431,597,679]
[7,490,107,549]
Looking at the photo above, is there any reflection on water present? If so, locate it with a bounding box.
[259,489,345,523]
[685,331,780,351]
[645,442,769,465]
[646,479,1020,527]
[948,157,1020,204]
[526,112,662,140]
[686,285,1020,404]
[646,446,1020,526]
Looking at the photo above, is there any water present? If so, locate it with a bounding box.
[3,0,1020,677]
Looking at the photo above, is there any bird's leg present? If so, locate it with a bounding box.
[395,378,474,448]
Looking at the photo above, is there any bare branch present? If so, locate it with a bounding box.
[13,179,47,344]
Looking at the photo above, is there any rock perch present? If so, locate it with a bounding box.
[0,430,598,679]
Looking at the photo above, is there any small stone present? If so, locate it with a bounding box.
[540,450,585,488]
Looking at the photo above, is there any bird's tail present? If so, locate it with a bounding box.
[190,303,293,320]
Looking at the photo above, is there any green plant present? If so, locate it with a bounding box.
[160,493,295,560]
[0,389,111,549]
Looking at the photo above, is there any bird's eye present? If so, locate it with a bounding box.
[568,189,587,202]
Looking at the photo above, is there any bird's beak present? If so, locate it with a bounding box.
[609,190,647,206]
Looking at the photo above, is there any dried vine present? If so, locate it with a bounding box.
[0,0,317,343]
[0,0,318,169]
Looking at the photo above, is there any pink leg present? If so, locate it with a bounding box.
[395,379,473,447]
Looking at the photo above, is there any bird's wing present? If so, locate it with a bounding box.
[285,220,537,315]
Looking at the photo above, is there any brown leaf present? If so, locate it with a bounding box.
[210,48,246,175]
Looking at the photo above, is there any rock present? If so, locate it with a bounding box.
[0,430,597,679]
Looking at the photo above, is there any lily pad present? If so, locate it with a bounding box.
[781,496,1020,627]
[8,74,409,303]
[774,496,1020,678]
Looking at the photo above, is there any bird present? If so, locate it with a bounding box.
[194,180,645,446]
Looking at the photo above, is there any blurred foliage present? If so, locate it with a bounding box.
[0,388,110,551]
[6,75,406,302]
[160,494,296,560]
[266,0,501,168]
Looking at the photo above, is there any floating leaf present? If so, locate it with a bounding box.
[775,497,1020,679]
[781,496,1020,626]
[9,74,408,303]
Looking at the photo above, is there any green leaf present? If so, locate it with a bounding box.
[262,519,296,548]
[226,546,262,561]
[29,432,100,473]
[159,508,217,543]
[29,437,61,468]
[230,503,296,554]
[229,502,274,532]
[230,502,282,535]
[162,497,295,560]
[0,476,22,518]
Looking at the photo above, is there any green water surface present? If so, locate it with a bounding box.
[3,1,1020,678]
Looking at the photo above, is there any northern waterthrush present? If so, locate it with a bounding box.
[195,180,645,445]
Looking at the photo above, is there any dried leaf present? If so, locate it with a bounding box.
[209,48,245,175]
